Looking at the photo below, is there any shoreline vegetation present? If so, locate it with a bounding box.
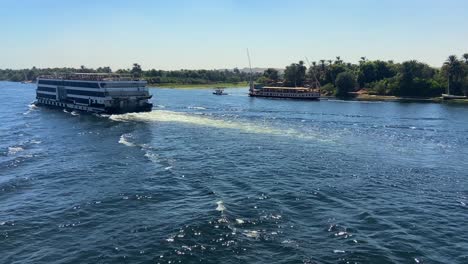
[0,64,261,88]
[1,53,467,103]
[152,82,248,88]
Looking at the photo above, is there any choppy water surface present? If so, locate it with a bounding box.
[1,82,467,264]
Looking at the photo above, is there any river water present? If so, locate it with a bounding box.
[1,81,467,263]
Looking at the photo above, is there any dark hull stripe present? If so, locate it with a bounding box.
[37,86,57,93]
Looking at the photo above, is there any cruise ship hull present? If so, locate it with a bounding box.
[35,98,153,114]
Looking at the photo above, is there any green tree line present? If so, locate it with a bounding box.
[0,64,259,85]
[258,54,468,97]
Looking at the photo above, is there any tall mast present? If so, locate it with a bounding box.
[305,57,321,92]
[447,77,450,95]
[247,48,254,92]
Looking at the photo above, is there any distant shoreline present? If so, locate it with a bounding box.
[326,94,468,104]
[149,84,468,103]
[148,82,248,89]
[4,80,467,104]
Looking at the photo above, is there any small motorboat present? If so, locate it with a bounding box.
[213,88,227,95]
[442,94,467,100]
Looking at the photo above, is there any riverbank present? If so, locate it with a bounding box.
[149,82,248,89]
[354,94,442,103]
[353,94,468,104]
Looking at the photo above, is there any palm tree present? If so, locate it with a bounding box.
[463,53,468,64]
[320,60,326,70]
[328,60,333,66]
[360,57,366,64]
[335,56,342,64]
[444,55,463,94]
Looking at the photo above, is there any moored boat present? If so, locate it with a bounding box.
[249,86,320,100]
[246,49,320,100]
[442,94,467,100]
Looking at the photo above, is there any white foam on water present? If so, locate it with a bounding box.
[216,201,226,212]
[144,151,159,162]
[23,103,38,115]
[30,139,42,144]
[243,230,259,238]
[8,146,24,155]
[70,111,79,116]
[235,219,245,224]
[28,103,38,110]
[118,134,136,147]
[110,110,331,141]
[188,106,207,110]
[333,250,345,254]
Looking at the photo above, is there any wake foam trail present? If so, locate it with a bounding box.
[188,106,207,110]
[118,134,136,147]
[23,103,38,115]
[8,146,24,156]
[110,110,332,141]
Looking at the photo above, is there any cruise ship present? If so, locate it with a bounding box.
[35,73,153,114]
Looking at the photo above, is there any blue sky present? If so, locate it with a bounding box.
[0,0,467,70]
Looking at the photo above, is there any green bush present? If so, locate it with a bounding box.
[335,72,356,97]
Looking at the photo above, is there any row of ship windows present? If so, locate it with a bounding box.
[71,97,92,104]
[38,80,100,88]
[39,99,90,110]
[37,93,92,103]
[37,96,105,107]
[37,87,105,97]
[264,93,316,97]
[41,100,67,108]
